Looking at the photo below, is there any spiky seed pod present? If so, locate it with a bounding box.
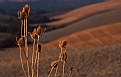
[17,37,24,46]
[18,11,26,20]
[69,66,74,72]
[38,44,42,53]
[61,52,68,61]
[31,28,37,39]
[23,4,30,17]
[59,40,69,48]
[36,26,42,36]
[51,61,59,69]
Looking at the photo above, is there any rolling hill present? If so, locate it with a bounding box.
[43,22,121,49]
[45,1,121,26]
[41,8,121,43]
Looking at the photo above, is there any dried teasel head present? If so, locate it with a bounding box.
[38,44,42,53]
[51,61,59,69]
[61,52,68,61]
[69,66,74,72]
[23,4,30,17]
[31,28,37,39]
[59,40,69,48]
[36,26,42,36]
[17,36,24,46]
[18,11,26,20]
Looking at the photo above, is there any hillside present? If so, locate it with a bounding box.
[45,1,121,26]
[43,22,121,49]
[41,8,121,43]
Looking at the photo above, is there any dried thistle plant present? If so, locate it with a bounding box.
[48,40,73,77]
[17,36,27,77]
[18,4,31,77]
[29,25,44,77]
[60,40,69,77]
[17,4,74,77]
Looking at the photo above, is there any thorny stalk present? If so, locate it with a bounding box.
[36,36,40,77]
[37,52,40,77]
[62,61,65,77]
[54,47,63,76]
[19,45,27,77]
[54,66,59,77]
[32,39,36,77]
[48,67,54,77]
[21,20,23,36]
[24,18,30,77]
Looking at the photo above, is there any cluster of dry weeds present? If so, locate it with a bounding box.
[16,4,74,77]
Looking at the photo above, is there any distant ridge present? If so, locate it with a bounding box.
[0,0,104,15]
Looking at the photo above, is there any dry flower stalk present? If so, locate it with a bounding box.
[18,4,30,77]
[32,39,36,77]
[48,40,70,77]
[19,45,27,77]
[18,4,44,77]
[48,61,59,77]
[60,40,69,77]
[61,52,68,77]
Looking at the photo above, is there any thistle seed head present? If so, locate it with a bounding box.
[18,11,26,20]
[51,61,59,69]
[23,4,30,17]
[31,28,37,39]
[36,26,42,36]
[17,36,24,46]
[59,40,69,48]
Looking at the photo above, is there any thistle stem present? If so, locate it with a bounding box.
[32,39,36,77]
[54,66,58,77]
[54,47,63,77]
[26,19,28,37]
[48,68,54,77]
[37,53,40,77]
[19,45,27,77]
[36,36,40,77]
[24,19,30,77]
[21,20,23,36]
[62,61,66,77]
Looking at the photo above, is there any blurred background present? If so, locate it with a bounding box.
[0,0,106,48]
[0,0,121,77]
